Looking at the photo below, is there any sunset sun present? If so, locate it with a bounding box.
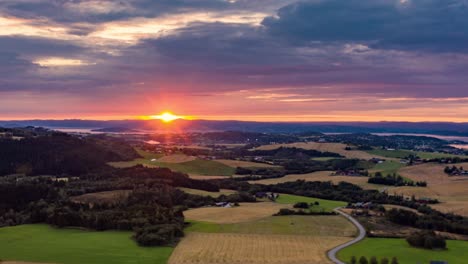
[149,112,182,123]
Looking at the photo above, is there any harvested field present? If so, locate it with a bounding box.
[215,159,280,168]
[156,154,196,163]
[254,142,390,160]
[178,188,237,197]
[250,171,377,189]
[391,163,468,216]
[169,232,350,264]
[184,202,289,223]
[398,162,468,185]
[70,190,131,205]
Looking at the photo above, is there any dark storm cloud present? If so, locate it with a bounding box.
[262,0,468,52]
[0,0,230,23]
[0,36,85,57]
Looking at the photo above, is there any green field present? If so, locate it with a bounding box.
[311,157,342,161]
[275,194,347,212]
[370,161,405,176]
[0,224,173,264]
[367,149,468,159]
[109,148,235,176]
[186,215,356,237]
[338,238,468,264]
[109,158,235,176]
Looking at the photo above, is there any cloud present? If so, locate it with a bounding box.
[262,0,468,52]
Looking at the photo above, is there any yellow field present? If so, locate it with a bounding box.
[392,163,468,216]
[156,154,196,163]
[169,232,349,264]
[254,142,389,160]
[249,171,378,189]
[177,188,237,197]
[184,202,290,223]
[216,159,281,168]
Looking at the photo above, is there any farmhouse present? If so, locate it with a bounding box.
[255,192,279,201]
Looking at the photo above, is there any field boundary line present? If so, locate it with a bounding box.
[327,207,366,264]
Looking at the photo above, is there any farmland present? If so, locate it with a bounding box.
[183,202,289,223]
[254,142,389,160]
[176,193,356,264]
[70,190,131,205]
[0,224,173,264]
[169,232,350,264]
[391,162,468,216]
[186,215,357,237]
[366,148,468,159]
[250,171,378,189]
[275,194,347,212]
[215,159,281,168]
[178,187,237,197]
[109,157,235,176]
[337,238,468,264]
[369,160,405,176]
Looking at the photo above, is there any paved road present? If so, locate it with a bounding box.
[327,208,366,264]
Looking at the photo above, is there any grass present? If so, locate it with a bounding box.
[367,149,468,159]
[370,161,405,176]
[275,194,347,212]
[185,215,356,237]
[110,158,235,176]
[0,224,173,264]
[177,187,237,197]
[337,238,468,264]
[311,157,342,161]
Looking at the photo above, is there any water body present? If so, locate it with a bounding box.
[372,133,468,143]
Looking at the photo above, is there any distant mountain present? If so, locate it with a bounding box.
[2,119,468,136]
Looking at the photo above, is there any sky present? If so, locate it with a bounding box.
[1,0,468,122]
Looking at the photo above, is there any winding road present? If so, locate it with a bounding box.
[327,208,367,264]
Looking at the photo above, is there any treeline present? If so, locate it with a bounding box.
[0,133,139,176]
[386,208,468,235]
[368,173,427,187]
[406,231,446,250]
[0,165,258,246]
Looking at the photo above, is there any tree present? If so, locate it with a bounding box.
[350,256,357,264]
[370,256,378,264]
[359,256,369,264]
[380,257,389,264]
[391,257,398,264]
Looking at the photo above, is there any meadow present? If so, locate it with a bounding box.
[366,148,468,159]
[185,215,357,237]
[183,202,288,223]
[109,148,236,176]
[0,224,173,264]
[109,157,235,176]
[337,238,468,264]
[369,160,405,176]
[275,194,347,212]
[254,142,390,160]
[177,187,237,197]
[250,171,381,190]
